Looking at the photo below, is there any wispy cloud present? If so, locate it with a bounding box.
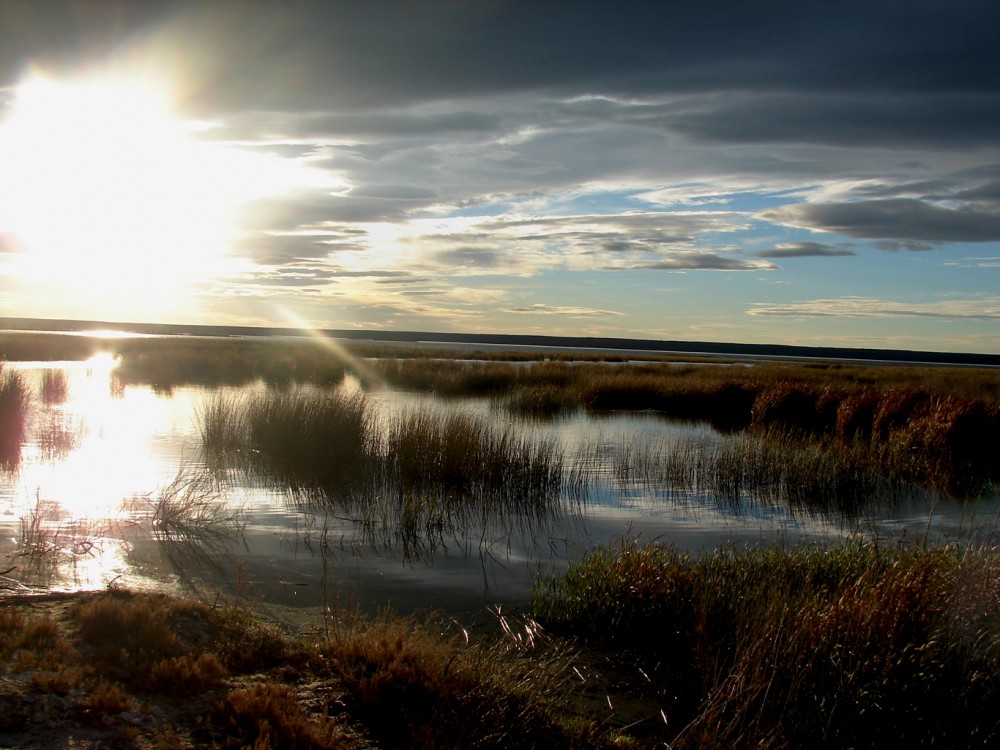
[748,296,1000,321]
[632,253,776,271]
[505,303,623,317]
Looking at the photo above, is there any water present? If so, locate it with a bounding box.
[2,358,996,627]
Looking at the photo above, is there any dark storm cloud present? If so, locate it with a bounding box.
[665,94,1000,149]
[757,242,856,259]
[762,199,1000,243]
[3,1,997,110]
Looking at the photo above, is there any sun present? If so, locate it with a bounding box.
[0,72,318,317]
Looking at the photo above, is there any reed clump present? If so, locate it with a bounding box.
[39,368,69,404]
[201,387,565,547]
[0,366,30,467]
[534,540,1000,748]
[201,386,375,491]
[384,408,562,509]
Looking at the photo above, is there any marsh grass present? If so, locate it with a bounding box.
[585,428,917,521]
[201,387,566,555]
[201,386,374,491]
[533,540,1000,748]
[384,408,562,509]
[0,366,30,468]
[491,383,580,418]
[374,357,1000,496]
[6,332,997,496]
[37,412,80,460]
[39,368,69,404]
[111,337,350,390]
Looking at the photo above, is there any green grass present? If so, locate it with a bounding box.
[533,539,1000,748]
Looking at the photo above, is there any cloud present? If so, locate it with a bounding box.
[632,253,776,271]
[665,93,1000,149]
[944,257,1000,269]
[760,199,1000,243]
[505,303,623,317]
[231,232,365,264]
[872,240,938,253]
[431,247,506,270]
[757,241,855,258]
[15,1,990,113]
[748,296,1000,321]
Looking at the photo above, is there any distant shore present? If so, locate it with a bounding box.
[3,315,999,367]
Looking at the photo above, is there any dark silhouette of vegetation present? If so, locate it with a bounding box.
[0,366,30,469]
[0,590,607,748]
[534,540,1000,748]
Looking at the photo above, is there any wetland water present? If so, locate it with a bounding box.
[2,357,997,627]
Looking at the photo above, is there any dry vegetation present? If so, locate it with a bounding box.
[0,589,605,749]
[375,357,1000,497]
[2,541,999,748]
[533,539,1000,748]
[3,332,1000,747]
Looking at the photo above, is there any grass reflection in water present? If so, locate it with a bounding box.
[199,386,567,559]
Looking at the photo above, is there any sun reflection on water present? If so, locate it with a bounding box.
[1,357,209,593]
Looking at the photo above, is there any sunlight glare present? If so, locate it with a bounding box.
[272,305,387,388]
[0,72,328,314]
[84,352,121,373]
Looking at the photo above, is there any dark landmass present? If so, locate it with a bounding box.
[3,316,999,367]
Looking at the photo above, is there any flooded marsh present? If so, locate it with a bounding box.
[1,336,998,626]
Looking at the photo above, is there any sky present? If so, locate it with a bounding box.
[0,1,998,353]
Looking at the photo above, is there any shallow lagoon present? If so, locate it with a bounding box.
[2,358,997,627]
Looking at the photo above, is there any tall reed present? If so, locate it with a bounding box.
[201,386,374,491]
[40,368,69,404]
[199,387,566,554]
[0,366,30,467]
